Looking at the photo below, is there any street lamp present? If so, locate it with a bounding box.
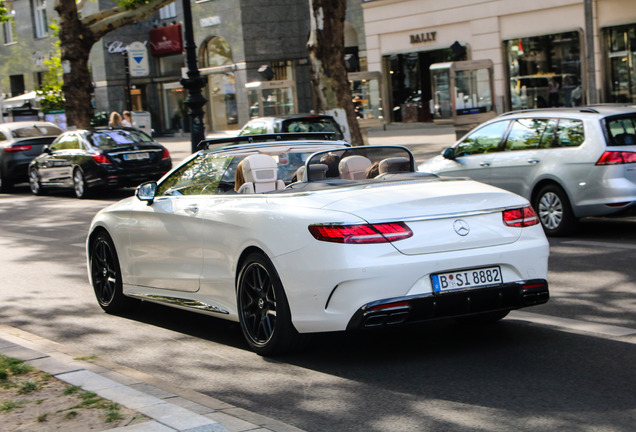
[180,0,208,153]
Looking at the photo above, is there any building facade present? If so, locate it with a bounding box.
[362,0,636,123]
[93,0,322,135]
[1,0,366,134]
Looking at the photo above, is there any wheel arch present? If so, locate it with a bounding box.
[87,226,111,261]
[235,246,270,289]
[531,178,570,207]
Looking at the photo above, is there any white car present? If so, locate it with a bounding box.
[87,134,550,355]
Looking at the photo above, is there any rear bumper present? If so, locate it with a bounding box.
[346,279,549,330]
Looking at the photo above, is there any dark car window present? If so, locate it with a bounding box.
[605,114,636,146]
[504,118,549,151]
[282,118,344,140]
[555,119,584,147]
[157,153,234,196]
[11,125,63,138]
[0,131,6,141]
[456,120,508,156]
[88,129,153,148]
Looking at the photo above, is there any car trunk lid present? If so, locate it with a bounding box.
[321,179,527,255]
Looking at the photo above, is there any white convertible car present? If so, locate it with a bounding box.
[87,133,550,355]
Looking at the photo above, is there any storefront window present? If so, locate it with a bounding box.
[163,83,187,133]
[506,31,582,110]
[385,48,460,123]
[605,24,636,103]
[199,36,237,131]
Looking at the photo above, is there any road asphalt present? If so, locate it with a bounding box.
[0,123,457,432]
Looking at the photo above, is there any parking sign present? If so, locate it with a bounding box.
[128,42,149,77]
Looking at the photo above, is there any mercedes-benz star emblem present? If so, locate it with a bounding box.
[453,219,470,236]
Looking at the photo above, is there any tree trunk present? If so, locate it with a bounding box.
[55,0,97,128]
[307,0,363,146]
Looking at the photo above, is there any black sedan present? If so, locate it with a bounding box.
[0,121,63,192]
[28,127,172,198]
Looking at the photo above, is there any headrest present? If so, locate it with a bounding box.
[242,154,278,183]
[379,157,411,174]
[339,155,372,180]
[307,164,328,181]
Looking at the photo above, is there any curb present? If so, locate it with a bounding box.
[0,325,305,432]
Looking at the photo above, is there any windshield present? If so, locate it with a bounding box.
[88,129,153,148]
[305,146,414,181]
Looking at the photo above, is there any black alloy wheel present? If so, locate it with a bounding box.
[29,168,45,195]
[237,253,305,355]
[73,168,89,199]
[533,184,576,237]
[90,231,134,313]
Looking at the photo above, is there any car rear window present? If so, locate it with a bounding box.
[282,118,344,140]
[11,125,63,138]
[605,114,636,146]
[88,129,153,147]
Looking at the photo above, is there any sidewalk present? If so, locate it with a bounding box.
[156,123,457,165]
[0,325,305,432]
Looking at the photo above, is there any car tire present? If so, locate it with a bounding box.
[29,168,46,196]
[533,184,576,237]
[90,231,135,314]
[237,252,306,356]
[73,168,90,199]
[456,309,510,325]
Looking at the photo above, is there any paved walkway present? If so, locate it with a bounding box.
[0,325,304,432]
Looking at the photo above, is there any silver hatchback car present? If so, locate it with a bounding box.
[419,106,636,236]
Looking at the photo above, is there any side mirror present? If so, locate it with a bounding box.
[136,181,157,204]
[43,145,52,154]
[442,147,456,160]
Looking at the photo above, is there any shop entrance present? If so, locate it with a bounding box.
[605,24,636,103]
[384,47,463,123]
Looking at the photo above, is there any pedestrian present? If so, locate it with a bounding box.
[108,111,123,127]
[548,77,560,107]
[122,110,133,127]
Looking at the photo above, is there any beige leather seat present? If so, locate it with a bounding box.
[237,154,285,193]
[338,155,372,180]
[378,157,411,175]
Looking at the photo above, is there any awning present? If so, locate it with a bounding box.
[2,91,38,109]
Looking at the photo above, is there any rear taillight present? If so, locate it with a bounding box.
[91,152,111,164]
[161,148,171,160]
[4,144,32,153]
[308,222,413,244]
[596,151,636,165]
[503,206,539,227]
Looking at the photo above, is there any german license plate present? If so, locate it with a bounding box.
[431,266,503,293]
[124,152,149,160]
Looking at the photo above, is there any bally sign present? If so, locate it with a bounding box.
[149,24,183,56]
[410,31,437,44]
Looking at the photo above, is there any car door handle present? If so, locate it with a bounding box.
[527,159,540,164]
[184,204,199,215]
[479,162,490,167]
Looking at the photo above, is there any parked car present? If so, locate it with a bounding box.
[238,114,345,141]
[0,121,63,192]
[419,105,636,236]
[29,127,172,198]
[86,133,549,355]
